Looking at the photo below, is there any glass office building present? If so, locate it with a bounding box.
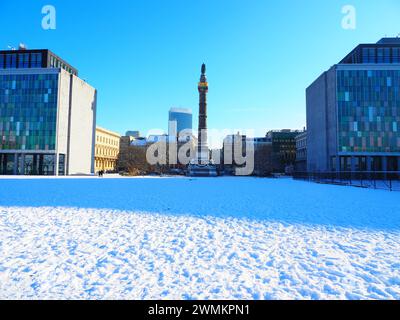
[307,38,400,172]
[0,49,96,176]
[168,108,192,138]
[337,70,400,154]
[0,73,60,175]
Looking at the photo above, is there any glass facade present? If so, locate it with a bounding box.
[0,73,59,151]
[169,110,192,135]
[337,69,400,153]
[0,50,92,176]
[0,153,59,175]
[0,52,42,69]
[0,153,15,174]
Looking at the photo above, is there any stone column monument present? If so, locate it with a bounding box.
[188,63,218,177]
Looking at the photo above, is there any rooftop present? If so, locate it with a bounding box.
[339,38,400,64]
[169,108,192,114]
[376,37,400,44]
[96,126,121,137]
[0,48,78,76]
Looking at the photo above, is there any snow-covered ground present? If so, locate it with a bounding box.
[0,176,399,300]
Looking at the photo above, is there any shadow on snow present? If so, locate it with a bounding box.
[0,177,399,231]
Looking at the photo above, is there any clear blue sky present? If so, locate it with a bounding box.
[1,0,400,143]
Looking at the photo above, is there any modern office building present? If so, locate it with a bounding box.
[0,47,96,175]
[295,130,307,172]
[307,38,400,172]
[95,126,120,173]
[265,130,299,173]
[168,108,192,139]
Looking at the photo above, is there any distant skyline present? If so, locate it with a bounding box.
[1,0,400,147]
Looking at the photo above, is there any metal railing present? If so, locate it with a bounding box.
[293,171,400,191]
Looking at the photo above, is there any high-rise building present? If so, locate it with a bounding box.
[95,127,120,173]
[0,48,96,175]
[307,38,400,172]
[168,108,192,139]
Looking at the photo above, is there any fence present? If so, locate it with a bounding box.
[293,171,400,191]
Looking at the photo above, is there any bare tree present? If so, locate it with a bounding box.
[118,145,152,176]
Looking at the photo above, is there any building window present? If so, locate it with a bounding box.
[337,69,400,153]
[58,154,65,175]
[18,53,29,68]
[384,48,390,63]
[377,48,384,63]
[0,73,59,151]
[393,48,400,63]
[31,53,42,68]
[5,54,16,68]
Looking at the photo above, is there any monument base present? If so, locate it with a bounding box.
[187,163,218,177]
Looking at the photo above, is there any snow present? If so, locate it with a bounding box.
[0,176,399,300]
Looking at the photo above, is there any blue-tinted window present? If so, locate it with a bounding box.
[384,48,390,63]
[369,48,376,63]
[5,54,16,68]
[169,111,192,136]
[0,73,59,151]
[393,48,400,63]
[18,53,29,68]
[30,53,42,68]
[362,48,369,63]
[337,69,400,153]
[362,48,376,63]
[377,48,384,63]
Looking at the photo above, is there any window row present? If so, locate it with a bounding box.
[96,135,120,146]
[361,47,400,63]
[0,53,42,69]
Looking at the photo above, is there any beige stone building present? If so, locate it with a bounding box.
[95,127,121,173]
